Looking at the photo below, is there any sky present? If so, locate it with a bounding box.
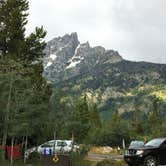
[26,0,166,64]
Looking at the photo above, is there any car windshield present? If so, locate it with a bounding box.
[145,138,165,147]
[130,141,144,147]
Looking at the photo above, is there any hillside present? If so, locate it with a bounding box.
[43,33,166,119]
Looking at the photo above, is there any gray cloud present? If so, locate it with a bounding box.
[26,0,166,64]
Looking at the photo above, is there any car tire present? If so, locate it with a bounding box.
[144,156,158,166]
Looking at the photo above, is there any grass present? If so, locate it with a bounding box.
[72,159,94,166]
[0,159,42,166]
[89,146,125,156]
[0,159,127,166]
[70,152,95,166]
[95,159,127,166]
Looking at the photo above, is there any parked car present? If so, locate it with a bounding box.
[24,146,37,159]
[37,140,56,154]
[124,138,166,166]
[25,139,80,157]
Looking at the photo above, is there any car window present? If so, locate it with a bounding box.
[48,141,56,146]
[145,138,165,147]
[129,141,144,148]
[162,141,166,147]
[41,143,52,148]
[57,141,67,147]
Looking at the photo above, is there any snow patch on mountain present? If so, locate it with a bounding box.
[50,54,57,60]
[45,61,53,69]
[66,60,81,69]
[74,44,80,56]
[43,32,123,82]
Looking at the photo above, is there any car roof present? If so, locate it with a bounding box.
[152,138,166,141]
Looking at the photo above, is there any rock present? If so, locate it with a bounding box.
[43,32,123,83]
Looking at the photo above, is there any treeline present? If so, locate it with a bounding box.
[0,0,52,160]
[50,89,166,146]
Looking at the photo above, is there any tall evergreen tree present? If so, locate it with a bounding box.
[79,94,90,124]
[131,102,145,136]
[147,98,162,137]
[0,0,51,160]
[0,0,28,56]
[90,103,101,127]
[0,0,46,60]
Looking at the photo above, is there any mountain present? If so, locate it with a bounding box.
[43,32,122,83]
[43,33,166,119]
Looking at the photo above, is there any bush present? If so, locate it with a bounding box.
[28,151,41,159]
[96,159,116,166]
[79,144,90,156]
[69,144,90,166]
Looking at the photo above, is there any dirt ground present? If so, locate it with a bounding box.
[42,155,71,166]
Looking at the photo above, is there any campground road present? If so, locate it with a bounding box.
[86,152,123,161]
[86,153,166,166]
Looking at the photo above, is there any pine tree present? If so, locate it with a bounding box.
[147,98,162,137]
[79,94,90,124]
[0,0,46,60]
[0,0,28,56]
[131,103,145,136]
[64,95,91,142]
[0,0,51,160]
[90,103,101,127]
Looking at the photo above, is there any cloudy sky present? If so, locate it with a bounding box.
[26,0,166,64]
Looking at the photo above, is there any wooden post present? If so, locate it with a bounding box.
[53,131,56,154]
[10,137,14,166]
[24,136,28,163]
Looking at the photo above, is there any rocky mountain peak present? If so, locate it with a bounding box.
[43,33,123,82]
[44,32,79,55]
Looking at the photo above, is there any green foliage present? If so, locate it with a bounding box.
[70,149,92,166]
[0,0,51,161]
[24,26,47,61]
[0,159,42,166]
[50,87,166,146]
[79,94,90,124]
[147,98,163,137]
[90,103,101,127]
[0,0,46,61]
[87,112,131,146]
[0,0,29,56]
[50,89,103,143]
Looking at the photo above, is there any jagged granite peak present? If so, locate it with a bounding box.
[43,32,123,82]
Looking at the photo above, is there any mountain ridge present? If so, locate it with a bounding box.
[43,32,166,118]
[43,32,123,83]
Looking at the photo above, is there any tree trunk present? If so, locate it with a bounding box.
[10,137,14,166]
[24,136,28,163]
[21,136,25,149]
[1,76,13,160]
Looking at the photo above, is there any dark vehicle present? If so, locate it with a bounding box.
[124,138,166,166]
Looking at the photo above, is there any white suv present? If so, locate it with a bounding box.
[37,140,76,154]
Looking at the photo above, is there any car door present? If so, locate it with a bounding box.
[159,140,166,165]
[55,141,67,153]
[55,141,62,153]
[38,142,52,154]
